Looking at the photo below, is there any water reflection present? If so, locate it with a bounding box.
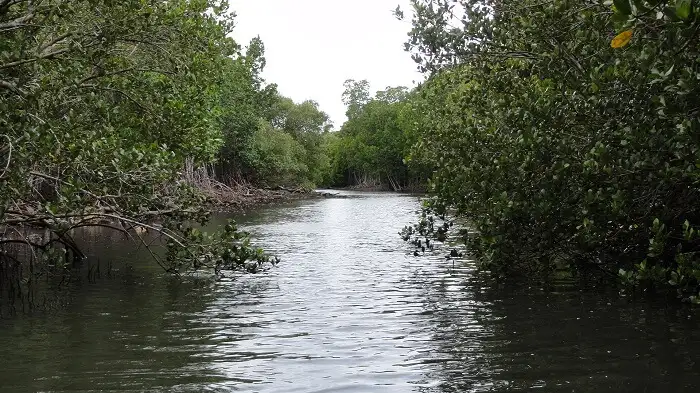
[0,191,698,392]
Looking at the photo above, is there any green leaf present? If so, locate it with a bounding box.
[632,0,649,12]
[614,0,633,15]
[676,0,692,19]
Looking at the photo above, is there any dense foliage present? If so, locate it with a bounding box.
[323,80,430,190]
[0,0,328,278]
[216,52,332,187]
[259,96,332,187]
[400,0,700,301]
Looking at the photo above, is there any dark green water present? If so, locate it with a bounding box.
[0,191,698,392]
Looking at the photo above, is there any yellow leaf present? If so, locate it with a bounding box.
[611,29,633,48]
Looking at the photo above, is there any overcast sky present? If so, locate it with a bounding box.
[228,0,423,128]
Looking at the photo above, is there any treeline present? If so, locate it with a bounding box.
[218,79,332,189]
[321,80,430,191]
[399,0,700,301]
[0,0,328,274]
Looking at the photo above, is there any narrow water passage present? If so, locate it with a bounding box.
[0,192,698,392]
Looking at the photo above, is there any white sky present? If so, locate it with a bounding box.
[228,0,423,129]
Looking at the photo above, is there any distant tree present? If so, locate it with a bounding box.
[342,79,371,119]
[324,84,427,190]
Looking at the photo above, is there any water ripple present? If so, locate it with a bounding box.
[0,191,698,392]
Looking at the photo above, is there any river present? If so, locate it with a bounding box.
[0,191,699,392]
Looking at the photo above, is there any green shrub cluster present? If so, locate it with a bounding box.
[0,0,327,273]
[217,63,332,188]
[323,80,430,190]
[403,0,700,301]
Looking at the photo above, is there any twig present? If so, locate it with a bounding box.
[0,11,34,32]
[3,211,189,250]
[129,229,172,273]
[0,134,11,179]
[39,32,71,53]
[0,47,71,71]
[0,79,24,95]
[6,225,39,262]
[0,0,26,12]
[77,84,150,113]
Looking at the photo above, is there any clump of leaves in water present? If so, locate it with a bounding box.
[165,219,278,276]
[400,198,455,248]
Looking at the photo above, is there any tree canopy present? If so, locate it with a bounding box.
[399,0,700,302]
[323,81,429,191]
[0,0,331,276]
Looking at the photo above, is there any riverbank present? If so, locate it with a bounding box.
[337,183,427,193]
[3,192,698,392]
[201,183,331,212]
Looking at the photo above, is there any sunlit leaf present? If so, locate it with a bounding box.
[613,0,632,15]
[611,29,633,48]
[676,0,692,20]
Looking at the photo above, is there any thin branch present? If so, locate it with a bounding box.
[0,239,42,247]
[0,79,24,95]
[0,11,33,31]
[66,221,129,236]
[77,84,150,113]
[3,211,188,249]
[39,32,71,52]
[129,229,171,273]
[28,171,102,201]
[78,67,136,85]
[6,225,39,261]
[0,47,70,71]
[0,0,26,11]
[0,134,11,179]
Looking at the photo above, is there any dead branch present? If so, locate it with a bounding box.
[0,134,11,179]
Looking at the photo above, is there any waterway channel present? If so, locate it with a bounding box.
[0,191,698,392]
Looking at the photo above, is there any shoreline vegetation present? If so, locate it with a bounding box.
[3,0,700,309]
[0,0,380,289]
[1,0,426,298]
[185,173,326,212]
[396,0,700,303]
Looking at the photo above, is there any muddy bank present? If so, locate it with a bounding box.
[335,184,428,193]
[340,184,389,192]
[203,184,335,212]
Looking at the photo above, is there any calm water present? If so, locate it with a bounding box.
[0,191,699,392]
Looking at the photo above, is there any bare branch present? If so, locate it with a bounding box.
[0,11,33,31]
[0,79,24,95]
[78,84,150,113]
[0,0,26,11]
[0,134,12,179]
[78,67,136,85]
[0,47,70,71]
[39,32,71,52]
[0,239,43,247]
